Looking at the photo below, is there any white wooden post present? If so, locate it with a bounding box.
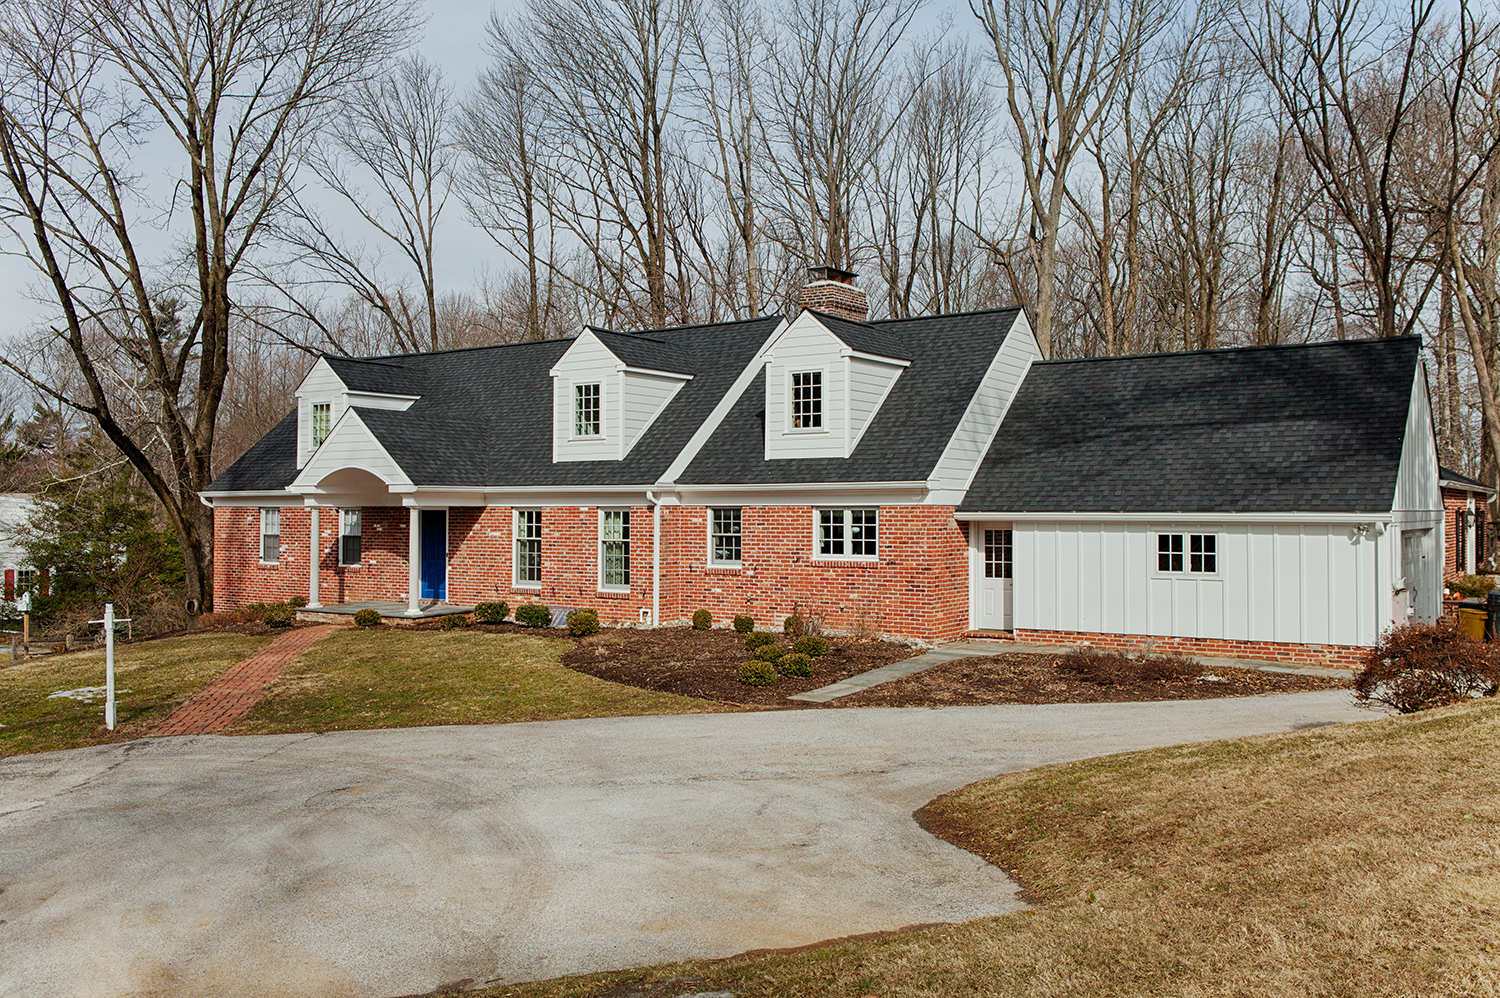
[308,507,321,608]
[407,506,421,615]
[103,603,116,730]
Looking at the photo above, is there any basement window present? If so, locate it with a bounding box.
[1158,533,1216,574]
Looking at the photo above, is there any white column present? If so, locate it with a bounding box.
[408,506,421,615]
[308,508,321,608]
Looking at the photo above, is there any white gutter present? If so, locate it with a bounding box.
[675,480,928,494]
[954,511,1398,524]
[646,490,662,628]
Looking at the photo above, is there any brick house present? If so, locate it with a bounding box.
[205,271,1445,665]
[1439,466,1493,582]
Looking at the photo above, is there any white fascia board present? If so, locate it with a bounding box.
[347,390,420,408]
[293,357,345,398]
[1439,478,1495,494]
[199,490,300,506]
[549,328,607,377]
[838,347,911,368]
[954,510,1397,524]
[675,481,930,507]
[620,365,693,381]
[655,317,789,486]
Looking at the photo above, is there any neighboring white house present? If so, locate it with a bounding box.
[0,493,38,603]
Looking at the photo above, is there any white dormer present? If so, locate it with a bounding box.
[763,311,909,460]
[293,357,420,468]
[550,329,693,463]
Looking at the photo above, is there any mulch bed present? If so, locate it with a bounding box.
[561,629,1349,708]
[829,652,1348,707]
[560,627,917,706]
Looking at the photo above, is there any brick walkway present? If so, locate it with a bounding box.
[150,625,340,737]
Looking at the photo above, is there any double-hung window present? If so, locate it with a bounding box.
[575,383,601,436]
[600,510,630,588]
[15,568,36,592]
[340,509,362,566]
[311,403,331,449]
[515,510,542,585]
[818,508,878,558]
[260,508,280,563]
[1157,533,1216,573]
[710,508,742,566]
[791,371,822,429]
[984,529,1013,579]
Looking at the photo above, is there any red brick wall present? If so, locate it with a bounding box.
[1009,627,1367,669]
[1443,486,1471,581]
[213,505,414,608]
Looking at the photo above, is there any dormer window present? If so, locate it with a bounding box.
[312,403,331,448]
[575,383,601,437]
[791,371,822,429]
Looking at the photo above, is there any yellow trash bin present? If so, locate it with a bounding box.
[1458,605,1488,641]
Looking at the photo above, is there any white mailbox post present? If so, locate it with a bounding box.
[88,603,132,731]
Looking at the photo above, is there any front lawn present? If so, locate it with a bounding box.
[0,633,274,756]
[227,628,717,735]
[478,699,1500,998]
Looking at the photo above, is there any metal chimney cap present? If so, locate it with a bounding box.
[806,265,857,285]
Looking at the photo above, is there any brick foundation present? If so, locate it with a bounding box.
[1010,628,1366,669]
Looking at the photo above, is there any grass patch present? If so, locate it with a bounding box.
[0,633,274,756]
[228,629,717,735]
[475,700,1500,998]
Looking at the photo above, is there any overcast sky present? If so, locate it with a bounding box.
[0,0,973,339]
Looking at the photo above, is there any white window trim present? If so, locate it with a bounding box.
[785,366,829,435]
[812,507,879,562]
[598,508,631,591]
[338,508,362,567]
[708,507,743,567]
[571,381,605,440]
[1151,531,1221,578]
[310,401,333,451]
[514,508,543,588]
[259,507,281,565]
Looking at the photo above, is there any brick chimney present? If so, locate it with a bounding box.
[798,266,868,323]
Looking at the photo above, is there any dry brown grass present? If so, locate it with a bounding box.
[479,700,1500,998]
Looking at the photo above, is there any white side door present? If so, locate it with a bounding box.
[973,522,1014,630]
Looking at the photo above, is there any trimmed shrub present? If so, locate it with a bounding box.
[745,631,775,651]
[732,613,755,634]
[263,604,295,628]
[783,614,806,639]
[440,613,470,629]
[353,608,382,628]
[793,636,830,658]
[1450,574,1497,599]
[752,643,785,662]
[288,596,309,609]
[1354,621,1500,713]
[567,608,601,637]
[1057,649,1204,686]
[692,609,713,630]
[515,603,552,627]
[739,660,778,686]
[474,600,509,624]
[778,652,814,677]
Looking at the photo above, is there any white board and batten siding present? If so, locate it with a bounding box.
[294,359,417,468]
[763,313,905,460]
[1007,520,1393,647]
[1392,364,1444,624]
[928,312,1038,502]
[550,330,688,462]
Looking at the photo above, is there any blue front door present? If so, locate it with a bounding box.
[420,509,447,600]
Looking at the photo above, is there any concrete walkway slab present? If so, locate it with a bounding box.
[0,692,1376,998]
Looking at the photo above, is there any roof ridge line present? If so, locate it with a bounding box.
[869,305,1023,325]
[1033,335,1420,366]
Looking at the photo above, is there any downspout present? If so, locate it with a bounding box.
[646,491,661,627]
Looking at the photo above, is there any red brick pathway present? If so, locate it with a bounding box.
[150,625,340,736]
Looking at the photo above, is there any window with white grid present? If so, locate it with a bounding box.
[791,371,822,429]
[600,510,630,588]
[515,510,541,584]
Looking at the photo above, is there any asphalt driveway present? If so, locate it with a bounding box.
[0,692,1372,998]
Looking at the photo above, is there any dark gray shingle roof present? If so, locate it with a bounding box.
[680,307,1023,484]
[807,310,911,361]
[207,317,782,492]
[958,336,1422,514]
[1440,466,1493,493]
[589,328,694,375]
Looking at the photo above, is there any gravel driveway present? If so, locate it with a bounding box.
[0,692,1372,998]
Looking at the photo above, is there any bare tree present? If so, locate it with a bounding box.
[0,0,415,620]
[972,0,1175,357]
[271,55,455,354]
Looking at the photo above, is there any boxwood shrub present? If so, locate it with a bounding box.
[440,613,470,629]
[778,652,814,677]
[263,604,295,628]
[474,600,509,624]
[515,603,552,627]
[353,608,382,627]
[692,608,713,630]
[745,631,775,651]
[792,636,829,658]
[739,660,778,686]
[732,613,755,634]
[567,608,601,637]
[783,614,806,638]
[752,643,785,662]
